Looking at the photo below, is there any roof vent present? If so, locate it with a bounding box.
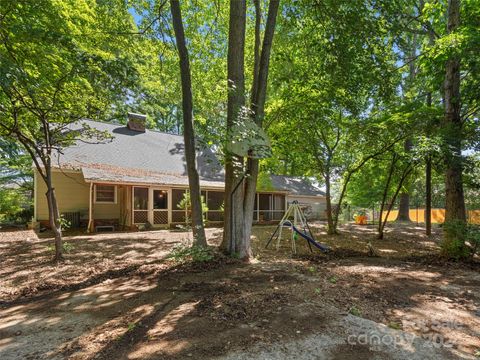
[127,112,146,132]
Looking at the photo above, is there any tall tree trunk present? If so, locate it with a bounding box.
[377,153,398,239]
[241,0,280,258]
[425,91,433,236]
[222,0,279,259]
[222,0,247,255]
[397,32,416,222]
[397,139,413,221]
[45,166,63,261]
[170,0,207,247]
[443,0,466,254]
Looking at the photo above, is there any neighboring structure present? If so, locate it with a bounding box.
[270,175,326,220]
[33,115,326,231]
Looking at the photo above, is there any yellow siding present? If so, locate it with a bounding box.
[35,169,121,221]
[93,185,121,220]
[36,170,89,221]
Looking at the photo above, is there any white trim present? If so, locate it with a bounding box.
[94,184,117,204]
[88,182,93,232]
[287,194,326,199]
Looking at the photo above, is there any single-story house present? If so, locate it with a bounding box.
[33,114,326,231]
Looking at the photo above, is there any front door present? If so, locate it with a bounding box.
[132,187,170,226]
[152,189,168,225]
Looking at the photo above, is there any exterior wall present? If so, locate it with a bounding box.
[93,186,122,220]
[287,195,327,220]
[34,168,291,229]
[35,169,122,225]
[35,170,90,221]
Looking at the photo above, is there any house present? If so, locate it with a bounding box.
[33,114,326,231]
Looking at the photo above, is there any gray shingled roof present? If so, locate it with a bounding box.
[54,120,324,197]
[270,175,325,196]
[54,120,224,183]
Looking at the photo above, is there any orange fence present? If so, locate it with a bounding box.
[382,209,480,224]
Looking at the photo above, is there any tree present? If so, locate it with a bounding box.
[170,0,207,246]
[222,0,280,259]
[0,0,139,260]
[376,150,414,239]
[442,0,466,238]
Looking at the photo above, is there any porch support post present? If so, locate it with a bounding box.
[256,193,260,222]
[33,169,37,222]
[88,182,94,232]
[168,188,172,226]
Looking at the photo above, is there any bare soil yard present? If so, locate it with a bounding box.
[0,224,479,359]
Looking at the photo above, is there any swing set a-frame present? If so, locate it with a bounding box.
[265,201,329,254]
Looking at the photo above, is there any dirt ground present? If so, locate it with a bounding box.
[0,223,479,359]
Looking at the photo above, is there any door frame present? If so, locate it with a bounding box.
[132,186,171,226]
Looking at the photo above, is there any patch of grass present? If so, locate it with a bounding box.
[314,288,321,295]
[348,306,362,317]
[127,322,136,332]
[474,348,480,358]
[46,241,74,253]
[167,245,214,263]
[308,266,316,273]
[388,321,402,330]
[328,276,337,284]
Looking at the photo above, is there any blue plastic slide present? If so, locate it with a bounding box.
[291,224,329,253]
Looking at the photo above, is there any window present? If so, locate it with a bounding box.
[95,185,116,203]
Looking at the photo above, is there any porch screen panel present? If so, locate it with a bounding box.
[207,191,224,222]
[133,187,148,224]
[153,190,168,225]
[172,189,186,223]
[259,194,272,221]
[273,194,285,220]
[134,188,148,209]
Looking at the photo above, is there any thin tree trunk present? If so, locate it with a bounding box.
[425,90,433,236]
[397,139,413,221]
[170,0,207,247]
[325,173,335,234]
[425,155,432,235]
[45,166,63,261]
[241,0,280,259]
[379,165,413,240]
[377,154,398,239]
[443,0,466,255]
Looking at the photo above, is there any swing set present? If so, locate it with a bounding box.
[265,201,329,254]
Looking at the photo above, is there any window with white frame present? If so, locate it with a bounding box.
[95,185,117,203]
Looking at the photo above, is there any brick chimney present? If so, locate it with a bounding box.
[127,112,147,132]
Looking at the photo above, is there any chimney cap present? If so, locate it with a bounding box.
[127,112,147,132]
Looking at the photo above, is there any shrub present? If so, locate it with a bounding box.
[167,245,214,263]
[46,241,74,253]
[348,305,362,317]
[465,224,480,257]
